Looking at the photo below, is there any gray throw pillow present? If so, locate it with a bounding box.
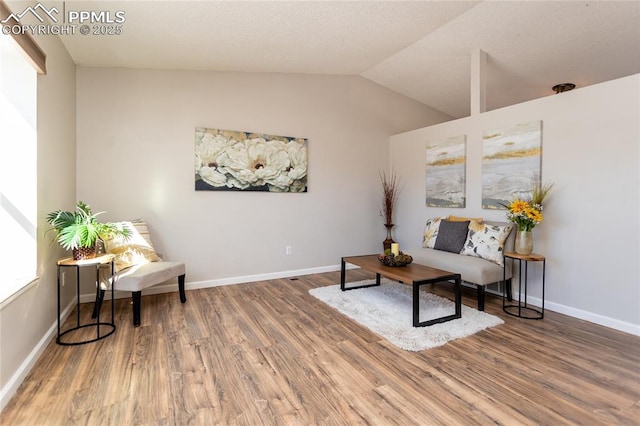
[434,220,470,253]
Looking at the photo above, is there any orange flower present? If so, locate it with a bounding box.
[509,200,529,214]
[505,198,544,231]
[526,208,543,223]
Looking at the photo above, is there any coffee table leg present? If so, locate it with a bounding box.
[413,275,462,327]
[413,282,420,327]
[454,276,462,318]
[341,258,384,291]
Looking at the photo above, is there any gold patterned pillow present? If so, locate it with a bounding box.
[422,217,447,248]
[449,215,484,230]
[104,220,162,272]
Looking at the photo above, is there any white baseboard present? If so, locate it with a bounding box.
[78,266,639,337]
[78,264,347,303]
[4,264,637,412]
[78,266,640,337]
[0,299,75,412]
[512,292,640,337]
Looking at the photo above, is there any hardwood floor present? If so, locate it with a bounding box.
[2,269,639,425]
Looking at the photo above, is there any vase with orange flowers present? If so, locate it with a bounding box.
[502,182,553,255]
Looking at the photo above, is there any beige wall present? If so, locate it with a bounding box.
[1,47,637,411]
[0,34,76,407]
[0,65,450,407]
[75,68,450,285]
[2,65,447,407]
[390,74,640,333]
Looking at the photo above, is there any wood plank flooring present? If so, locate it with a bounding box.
[2,269,639,425]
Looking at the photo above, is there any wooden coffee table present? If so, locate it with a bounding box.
[341,255,462,327]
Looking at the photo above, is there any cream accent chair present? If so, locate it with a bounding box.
[115,261,186,326]
[95,220,186,327]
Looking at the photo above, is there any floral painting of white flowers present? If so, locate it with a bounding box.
[482,121,542,209]
[425,135,466,208]
[195,128,308,192]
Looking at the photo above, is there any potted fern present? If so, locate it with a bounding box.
[46,201,131,260]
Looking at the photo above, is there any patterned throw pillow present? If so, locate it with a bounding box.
[460,223,513,266]
[104,220,162,272]
[422,216,446,248]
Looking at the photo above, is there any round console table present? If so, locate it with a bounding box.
[56,254,116,345]
[502,252,545,319]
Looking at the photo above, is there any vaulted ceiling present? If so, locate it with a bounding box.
[51,1,640,118]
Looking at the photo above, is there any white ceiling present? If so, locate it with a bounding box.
[55,0,640,118]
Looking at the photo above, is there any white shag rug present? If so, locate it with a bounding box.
[309,278,504,351]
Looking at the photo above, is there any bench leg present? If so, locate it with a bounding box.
[178,274,186,303]
[477,285,485,311]
[132,291,142,327]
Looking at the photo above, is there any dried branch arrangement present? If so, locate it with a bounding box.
[380,170,400,226]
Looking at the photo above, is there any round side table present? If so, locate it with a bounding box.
[502,252,545,319]
[57,254,117,345]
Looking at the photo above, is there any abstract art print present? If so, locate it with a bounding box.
[195,128,308,192]
[482,121,542,209]
[426,135,466,208]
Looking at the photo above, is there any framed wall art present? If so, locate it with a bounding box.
[482,120,542,209]
[195,128,308,192]
[425,135,466,208]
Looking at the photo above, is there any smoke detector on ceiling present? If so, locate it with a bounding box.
[552,83,576,94]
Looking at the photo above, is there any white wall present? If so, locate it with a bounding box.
[0,35,76,408]
[390,74,640,334]
[75,68,450,286]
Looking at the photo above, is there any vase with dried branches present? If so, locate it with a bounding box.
[380,170,400,251]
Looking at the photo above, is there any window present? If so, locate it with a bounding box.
[0,34,37,303]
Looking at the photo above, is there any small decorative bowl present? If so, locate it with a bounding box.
[377,252,413,267]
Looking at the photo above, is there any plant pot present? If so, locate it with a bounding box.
[515,231,533,255]
[72,246,96,260]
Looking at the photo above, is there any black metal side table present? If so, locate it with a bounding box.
[502,252,545,319]
[56,254,116,345]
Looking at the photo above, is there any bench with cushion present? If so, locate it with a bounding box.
[410,216,514,311]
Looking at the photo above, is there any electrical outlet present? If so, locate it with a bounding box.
[285,246,292,255]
